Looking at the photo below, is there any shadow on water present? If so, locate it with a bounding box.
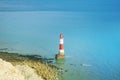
[55,59,66,80]
[56,59,65,69]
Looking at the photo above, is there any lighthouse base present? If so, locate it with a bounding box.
[55,54,65,60]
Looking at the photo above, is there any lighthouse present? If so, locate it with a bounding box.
[59,34,64,55]
[55,33,65,59]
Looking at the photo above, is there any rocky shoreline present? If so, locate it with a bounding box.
[0,52,59,80]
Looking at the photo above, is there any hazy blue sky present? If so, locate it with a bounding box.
[0,0,120,12]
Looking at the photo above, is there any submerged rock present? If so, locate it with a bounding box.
[80,64,92,67]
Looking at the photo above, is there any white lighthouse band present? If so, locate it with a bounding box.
[60,49,64,53]
[59,50,64,54]
[60,39,64,44]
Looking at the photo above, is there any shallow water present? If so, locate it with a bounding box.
[55,52,120,80]
[0,11,120,80]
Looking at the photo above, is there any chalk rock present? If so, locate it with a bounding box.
[0,58,44,80]
[16,65,43,80]
[0,58,24,80]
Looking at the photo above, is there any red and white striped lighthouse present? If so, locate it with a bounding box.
[59,33,64,55]
[55,33,65,59]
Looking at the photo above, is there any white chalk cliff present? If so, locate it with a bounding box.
[0,58,43,80]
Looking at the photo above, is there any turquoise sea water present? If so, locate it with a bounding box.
[0,12,120,80]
